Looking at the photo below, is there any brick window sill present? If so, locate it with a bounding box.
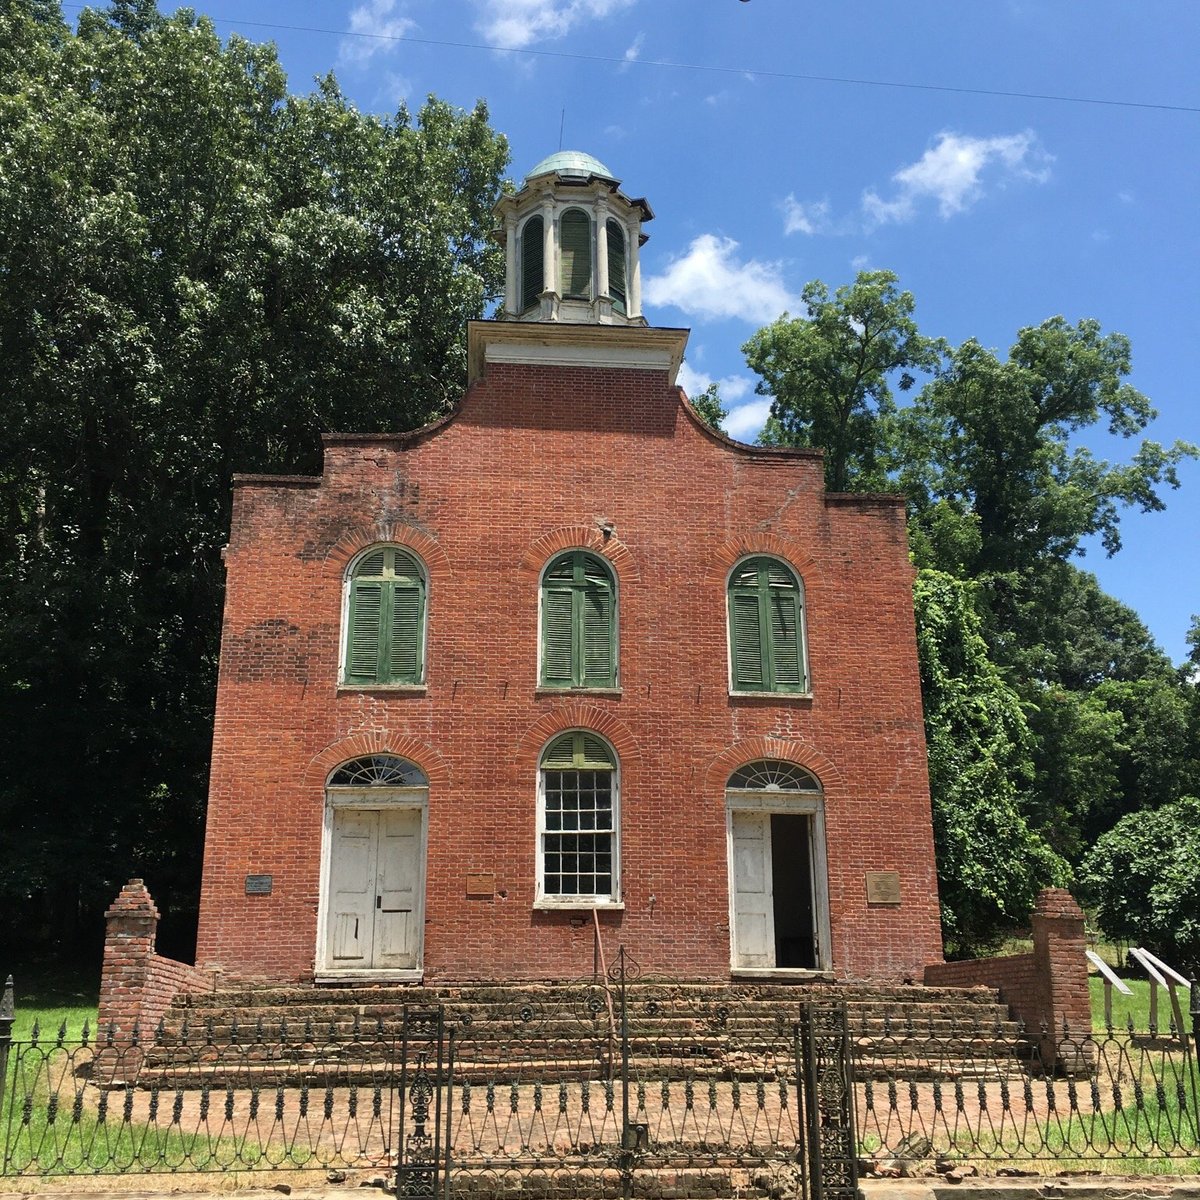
[337,684,428,696]
[534,687,623,698]
[728,690,813,703]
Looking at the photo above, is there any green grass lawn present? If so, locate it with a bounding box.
[4,962,99,1042]
[1089,975,1194,1035]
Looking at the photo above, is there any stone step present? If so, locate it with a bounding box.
[147,1015,1025,1050]
[176,981,1003,1010]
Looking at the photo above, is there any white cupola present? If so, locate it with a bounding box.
[494,151,652,326]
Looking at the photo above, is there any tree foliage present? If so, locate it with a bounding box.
[0,0,508,952]
[746,269,1198,952]
[913,570,1068,953]
[744,271,941,492]
[688,382,728,432]
[1081,795,1200,971]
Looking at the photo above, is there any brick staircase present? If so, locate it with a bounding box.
[137,979,1030,1084]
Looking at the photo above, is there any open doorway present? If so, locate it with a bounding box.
[726,760,830,974]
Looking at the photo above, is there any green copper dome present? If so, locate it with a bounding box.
[525,150,616,184]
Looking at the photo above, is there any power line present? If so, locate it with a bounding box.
[59,5,1200,115]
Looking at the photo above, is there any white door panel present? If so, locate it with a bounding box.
[376,808,421,969]
[326,807,423,971]
[731,811,775,968]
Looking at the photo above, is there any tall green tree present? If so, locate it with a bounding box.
[900,318,1195,654]
[0,0,508,953]
[913,570,1068,952]
[1081,795,1200,971]
[743,271,1196,951]
[744,270,942,492]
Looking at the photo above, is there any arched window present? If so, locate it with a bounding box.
[520,214,543,313]
[540,550,616,688]
[559,208,592,298]
[727,760,820,792]
[606,219,627,314]
[343,546,427,686]
[328,755,429,788]
[538,731,618,902]
[728,557,808,693]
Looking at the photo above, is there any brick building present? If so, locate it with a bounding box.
[193,151,944,987]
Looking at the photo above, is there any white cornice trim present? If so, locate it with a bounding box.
[468,320,688,386]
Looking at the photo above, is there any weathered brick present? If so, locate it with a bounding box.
[193,337,943,986]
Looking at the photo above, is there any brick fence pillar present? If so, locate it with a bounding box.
[96,879,161,1045]
[1030,887,1091,1070]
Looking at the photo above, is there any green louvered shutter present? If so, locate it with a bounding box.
[521,215,543,312]
[731,592,765,690]
[542,585,574,685]
[388,585,423,683]
[581,584,614,686]
[560,210,592,297]
[347,581,384,682]
[542,732,578,769]
[580,734,615,768]
[768,590,803,689]
[606,220,627,314]
[542,731,615,770]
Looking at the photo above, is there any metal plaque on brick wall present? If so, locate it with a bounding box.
[865,870,901,905]
[465,872,495,898]
[245,874,273,895]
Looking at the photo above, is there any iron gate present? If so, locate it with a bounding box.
[394,950,858,1200]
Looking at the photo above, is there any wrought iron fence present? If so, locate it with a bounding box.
[4,963,1199,1195]
[0,958,856,1200]
[853,1013,1200,1172]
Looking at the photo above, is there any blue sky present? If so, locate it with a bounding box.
[144,1,1199,662]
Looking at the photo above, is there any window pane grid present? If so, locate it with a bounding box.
[543,768,613,896]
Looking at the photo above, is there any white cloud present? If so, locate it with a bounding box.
[677,361,751,404]
[1117,190,1135,205]
[339,0,415,64]
[474,0,635,49]
[644,234,798,324]
[724,399,773,443]
[862,130,1052,226]
[623,32,644,62]
[782,195,831,236]
[850,254,870,270]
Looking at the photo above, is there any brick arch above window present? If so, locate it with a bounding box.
[325,525,453,586]
[305,733,450,792]
[704,534,820,590]
[703,737,842,796]
[515,704,641,773]
[518,526,638,582]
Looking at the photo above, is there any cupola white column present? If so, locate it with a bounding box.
[628,223,643,321]
[504,211,518,315]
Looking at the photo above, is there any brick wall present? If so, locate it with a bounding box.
[924,888,1090,1067]
[194,341,945,986]
[97,880,207,1044]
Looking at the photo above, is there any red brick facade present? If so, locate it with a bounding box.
[194,322,945,985]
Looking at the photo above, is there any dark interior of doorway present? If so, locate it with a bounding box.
[770,813,816,968]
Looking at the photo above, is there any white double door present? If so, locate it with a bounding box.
[729,808,827,972]
[325,806,424,972]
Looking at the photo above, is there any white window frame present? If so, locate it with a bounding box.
[536,549,621,693]
[533,730,622,909]
[724,554,812,698]
[337,543,430,690]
